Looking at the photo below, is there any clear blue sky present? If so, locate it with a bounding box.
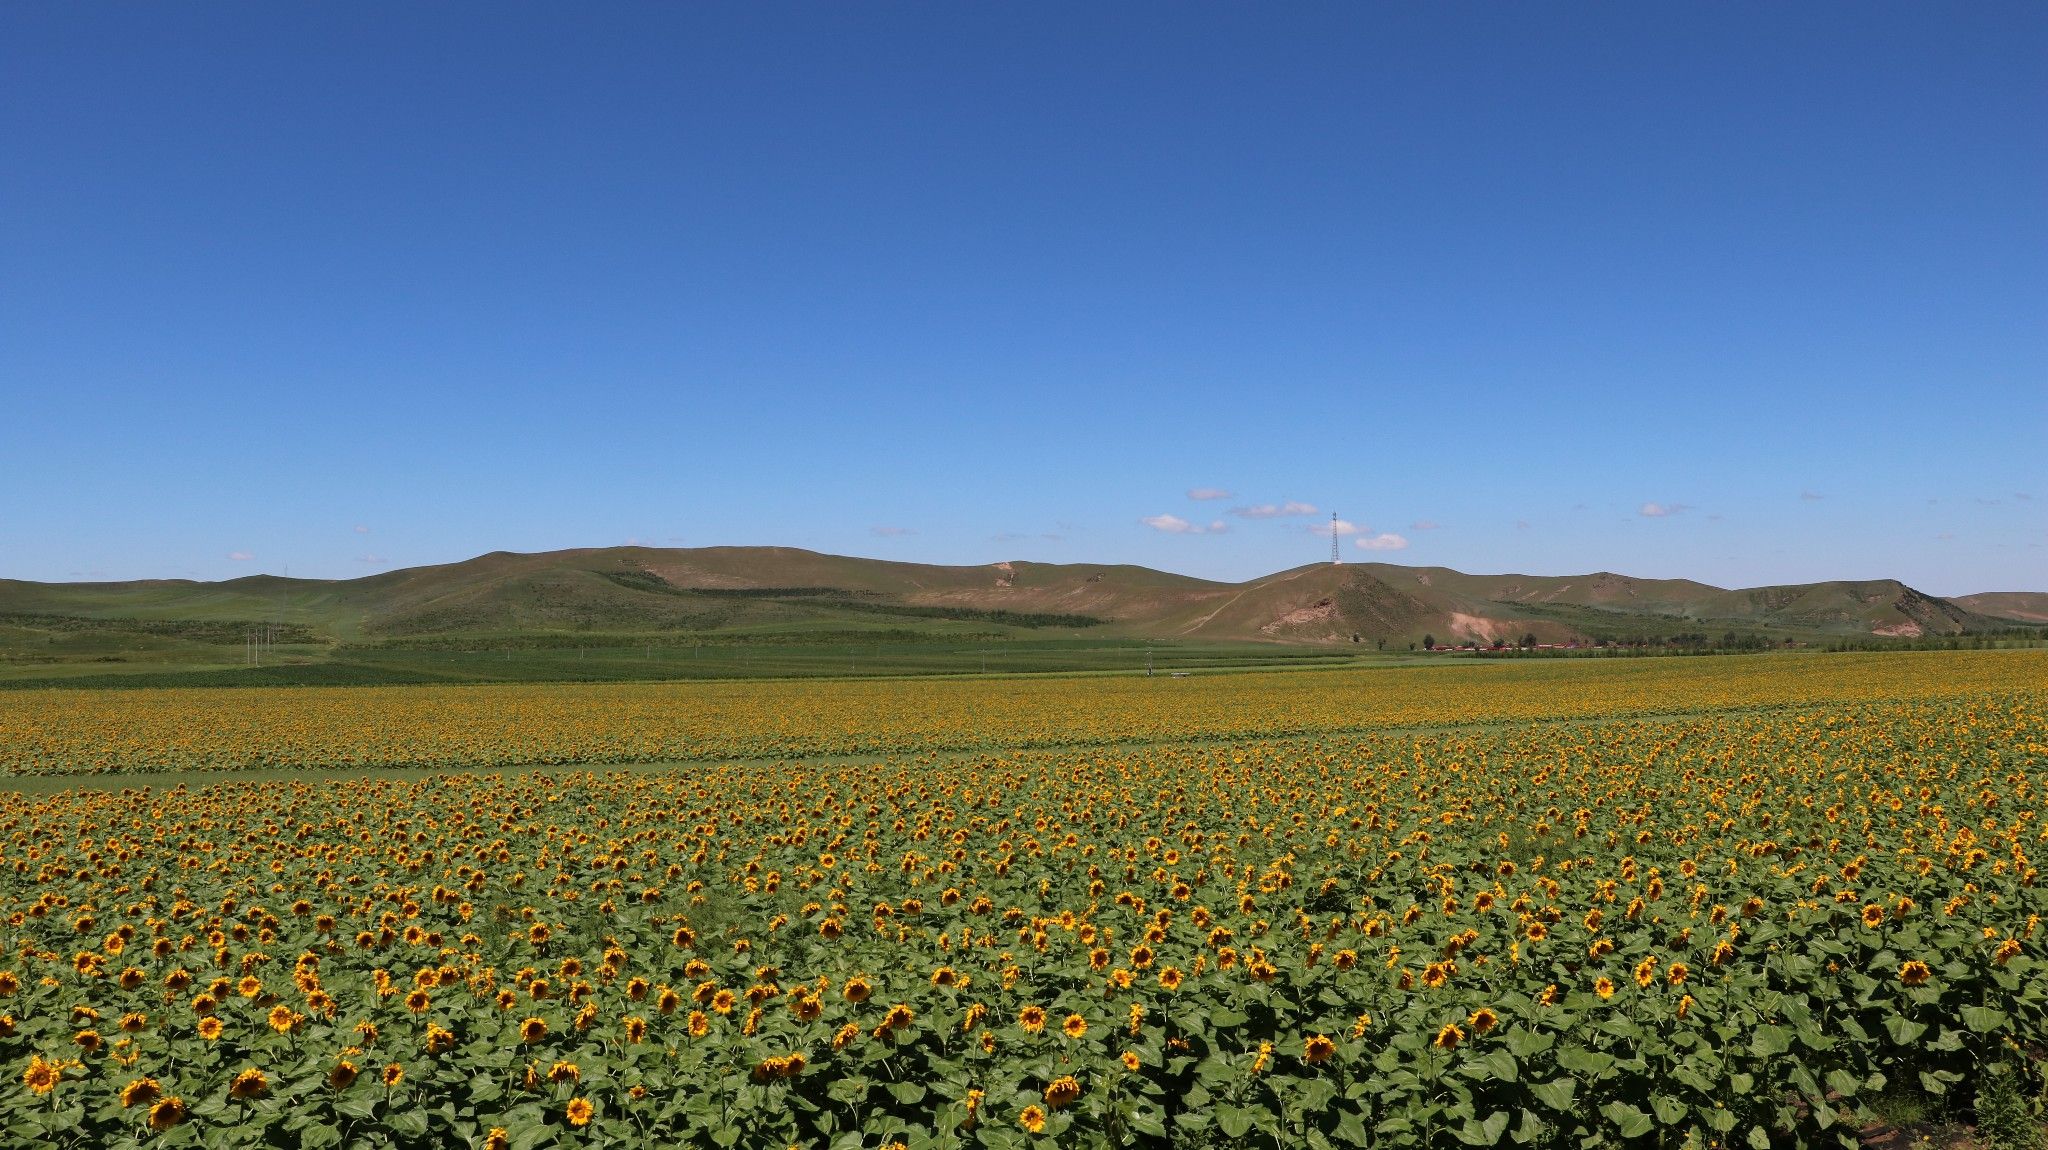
[3,3,2042,594]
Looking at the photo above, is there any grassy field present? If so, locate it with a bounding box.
[0,638,1373,690]
[0,651,2042,1150]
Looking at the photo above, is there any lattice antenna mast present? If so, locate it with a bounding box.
[1330,512,1341,565]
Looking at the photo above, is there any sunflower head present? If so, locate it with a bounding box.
[229,1068,269,1099]
[22,1054,62,1094]
[565,1096,595,1127]
[121,1077,162,1108]
[147,1096,188,1131]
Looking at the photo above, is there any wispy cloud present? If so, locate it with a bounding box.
[1142,514,1227,535]
[1409,520,1441,531]
[356,553,385,565]
[870,526,916,537]
[1354,533,1409,551]
[1309,518,1361,537]
[1799,491,1824,502]
[1186,487,1233,501]
[2017,492,2034,502]
[1229,500,1317,519]
[1639,502,1691,518]
[353,524,370,534]
[228,551,255,561]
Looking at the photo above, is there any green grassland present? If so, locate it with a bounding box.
[0,636,1371,689]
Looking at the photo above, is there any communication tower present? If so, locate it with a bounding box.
[1330,512,1341,565]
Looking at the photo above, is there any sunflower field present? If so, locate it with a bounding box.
[0,652,2044,1149]
[0,651,2037,777]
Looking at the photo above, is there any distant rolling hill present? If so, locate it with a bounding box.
[1954,592,2048,625]
[2,547,2042,666]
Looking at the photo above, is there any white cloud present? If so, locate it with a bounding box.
[353,524,370,534]
[1409,520,1441,531]
[1639,502,1691,518]
[870,526,916,537]
[1186,487,1233,501]
[1354,533,1409,551]
[1229,500,1317,519]
[1799,491,1824,502]
[1309,518,1361,537]
[228,551,254,561]
[1142,514,1227,535]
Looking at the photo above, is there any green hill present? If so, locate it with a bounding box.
[1954,592,2048,625]
[0,546,2037,684]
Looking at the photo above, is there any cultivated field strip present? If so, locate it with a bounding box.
[2,651,2041,776]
